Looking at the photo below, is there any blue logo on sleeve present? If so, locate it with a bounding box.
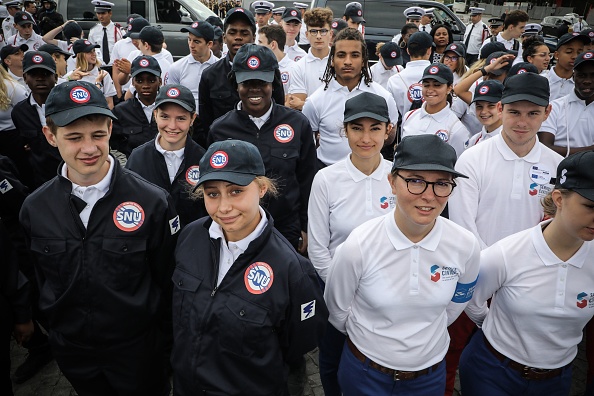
[451,277,478,303]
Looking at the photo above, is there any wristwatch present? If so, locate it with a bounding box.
[95,81,104,88]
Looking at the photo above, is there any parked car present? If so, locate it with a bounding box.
[57,0,217,60]
[541,14,589,38]
[310,0,466,61]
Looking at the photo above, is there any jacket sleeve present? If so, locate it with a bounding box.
[297,117,316,233]
[0,222,31,325]
[279,256,328,364]
[197,71,214,142]
[149,193,180,291]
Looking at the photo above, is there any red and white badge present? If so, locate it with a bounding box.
[70,87,91,104]
[479,85,489,95]
[244,262,274,294]
[274,124,294,143]
[113,201,145,232]
[139,58,150,67]
[185,166,200,185]
[210,150,228,169]
[247,55,260,69]
[32,54,43,64]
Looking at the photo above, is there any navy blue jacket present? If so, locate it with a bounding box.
[111,96,158,157]
[171,212,328,396]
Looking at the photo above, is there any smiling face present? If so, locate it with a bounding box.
[203,180,266,242]
[237,79,273,117]
[43,116,112,187]
[84,49,97,67]
[154,103,196,151]
[433,27,450,48]
[422,79,451,107]
[474,100,502,129]
[345,117,389,162]
[442,51,459,72]
[24,68,56,96]
[574,62,594,104]
[500,101,551,156]
[281,20,301,43]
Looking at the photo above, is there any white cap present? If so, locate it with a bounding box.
[91,0,114,12]
[252,0,274,13]
[469,7,485,15]
[403,6,424,19]
[424,8,434,16]
[5,0,22,6]
[272,6,285,14]
[292,2,308,9]
[523,23,542,34]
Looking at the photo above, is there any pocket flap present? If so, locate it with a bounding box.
[172,268,203,292]
[102,238,146,254]
[226,294,268,325]
[270,147,298,160]
[31,238,66,255]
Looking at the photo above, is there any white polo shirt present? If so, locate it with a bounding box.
[325,213,480,371]
[64,66,117,98]
[88,21,123,66]
[0,79,27,131]
[302,79,398,165]
[278,54,295,95]
[546,67,574,102]
[464,124,502,149]
[298,22,309,45]
[111,37,137,63]
[387,59,431,117]
[540,91,594,151]
[307,156,394,282]
[284,41,306,62]
[448,133,563,249]
[480,33,523,65]
[369,62,403,89]
[401,103,470,157]
[464,21,488,56]
[6,32,44,52]
[466,221,594,368]
[165,51,218,113]
[288,48,328,96]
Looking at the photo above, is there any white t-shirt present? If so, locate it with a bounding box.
[325,212,480,370]
[288,49,328,96]
[387,59,431,118]
[0,78,27,131]
[307,156,394,281]
[464,124,502,149]
[466,221,594,368]
[448,133,563,249]
[369,62,403,89]
[6,32,44,52]
[64,66,117,98]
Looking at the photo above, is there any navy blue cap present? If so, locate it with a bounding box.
[472,80,504,103]
[181,20,215,42]
[232,44,278,83]
[46,81,116,126]
[155,84,196,113]
[131,55,161,78]
[198,140,265,187]
[555,151,594,201]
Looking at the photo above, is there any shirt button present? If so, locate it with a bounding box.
[178,280,183,286]
[413,273,417,277]
[44,246,50,253]
[240,310,245,316]
[413,246,419,249]
[562,264,567,268]
[122,245,128,252]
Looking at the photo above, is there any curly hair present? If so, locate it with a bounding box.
[303,7,333,28]
[321,28,372,90]
[430,24,454,47]
[522,35,547,62]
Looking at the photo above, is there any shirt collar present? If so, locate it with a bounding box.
[62,155,114,193]
[418,102,451,122]
[566,90,585,104]
[549,67,573,84]
[306,47,329,62]
[532,220,589,268]
[155,135,185,158]
[188,50,217,64]
[329,77,363,92]
[404,59,431,69]
[208,206,268,251]
[344,155,387,182]
[236,101,274,122]
[494,132,541,162]
[138,97,156,111]
[29,94,44,108]
[385,210,443,251]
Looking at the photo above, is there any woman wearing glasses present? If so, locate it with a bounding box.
[324,134,480,395]
[441,42,468,84]
[521,35,551,74]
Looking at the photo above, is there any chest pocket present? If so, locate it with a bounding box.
[219,293,271,357]
[102,238,147,290]
[269,147,299,175]
[171,268,203,328]
[30,238,69,295]
[122,126,145,136]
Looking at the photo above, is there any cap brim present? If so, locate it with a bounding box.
[282,16,301,22]
[471,95,500,104]
[383,57,402,67]
[49,107,117,127]
[501,93,548,107]
[155,98,194,112]
[235,70,275,84]
[393,163,469,178]
[575,189,594,202]
[129,32,141,39]
[350,16,365,23]
[180,27,213,41]
[344,111,389,123]
[131,68,161,78]
[421,75,450,84]
[16,21,34,26]
[198,171,256,187]
[24,64,56,74]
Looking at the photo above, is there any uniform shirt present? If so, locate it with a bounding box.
[466,221,594,368]
[284,41,306,62]
[61,157,114,228]
[278,54,294,94]
[154,136,184,184]
[2,16,16,40]
[463,21,488,55]
[450,96,482,136]
[139,99,156,123]
[7,69,27,90]
[0,79,27,131]
[127,49,172,86]
[111,37,138,64]
[401,102,469,157]
[29,94,46,127]
[288,48,328,96]
[448,133,563,249]
[540,90,594,152]
[480,33,523,65]
[6,32,45,52]
[298,22,310,45]
[64,66,117,98]
[325,212,480,371]
[307,156,394,282]
[303,79,398,165]
[573,22,585,32]
[464,124,502,149]
[546,67,575,102]
[165,51,218,112]
[88,21,123,66]
[419,23,431,32]
[369,62,403,88]
[387,59,431,118]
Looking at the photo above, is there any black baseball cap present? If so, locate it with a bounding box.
[344,3,365,23]
[206,16,224,29]
[155,84,196,113]
[574,51,594,70]
[232,44,278,84]
[126,13,142,25]
[181,20,214,42]
[444,42,466,58]
[0,44,28,61]
[226,7,256,28]
[331,18,348,32]
[344,92,390,123]
[380,42,402,67]
[556,32,590,51]
[45,81,116,127]
[63,21,83,41]
[507,62,538,76]
[282,7,301,23]
[38,43,72,59]
[501,72,549,107]
[392,135,468,178]
[72,39,100,55]
[198,140,265,187]
[421,63,453,85]
[14,11,34,26]
[472,80,504,103]
[139,26,164,45]
[580,28,594,42]
[130,55,161,78]
[555,151,594,201]
[23,51,56,74]
[485,51,515,76]
[125,17,150,39]
[407,32,433,51]
[479,41,506,59]
[213,26,223,40]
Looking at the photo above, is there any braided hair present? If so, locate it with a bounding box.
[321,28,372,90]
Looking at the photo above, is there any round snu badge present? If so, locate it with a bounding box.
[191,21,199,28]
[517,68,527,74]
[478,85,489,95]
[357,10,362,16]
[274,124,294,143]
[167,87,180,98]
[247,55,260,69]
[450,44,457,50]
[331,21,338,28]
[139,58,150,67]
[113,202,145,232]
[32,54,43,64]
[584,52,594,59]
[70,87,91,104]
[84,40,91,45]
[244,262,274,294]
[428,66,439,74]
[210,150,228,169]
[390,51,397,58]
[291,9,298,16]
[185,165,200,185]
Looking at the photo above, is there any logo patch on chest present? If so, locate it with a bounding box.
[244,262,274,294]
[113,201,145,232]
[185,165,200,185]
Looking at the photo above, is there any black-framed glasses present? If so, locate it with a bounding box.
[397,174,456,197]
[308,28,329,36]
[443,55,459,62]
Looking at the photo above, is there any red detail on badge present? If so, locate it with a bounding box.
[584,52,593,59]
[166,87,180,97]
[139,58,149,67]
[274,124,294,143]
[407,82,423,102]
[431,272,440,282]
[578,299,588,309]
[357,10,362,16]
[332,21,338,28]
[291,10,297,16]
[247,56,260,69]
[429,66,439,74]
[191,22,199,28]
[244,262,274,294]
[185,166,200,185]
[435,130,449,142]
[70,87,91,103]
[390,51,397,58]
[84,40,91,45]
[113,201,145,232]
[479,86,489,94]
[32,55,43,64]
[210,151,228,168]
[450,44,457,50]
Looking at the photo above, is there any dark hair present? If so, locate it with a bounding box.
[430,24,453,46]
[321,28,372,90]
[504,10,529,29]
[303,7,333,28]
[522,35,547,61]
[224,15,257,36]
[46,114,112,135]
[140,40,163,53]
[259,25,286,51]
[399,23,419,46]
